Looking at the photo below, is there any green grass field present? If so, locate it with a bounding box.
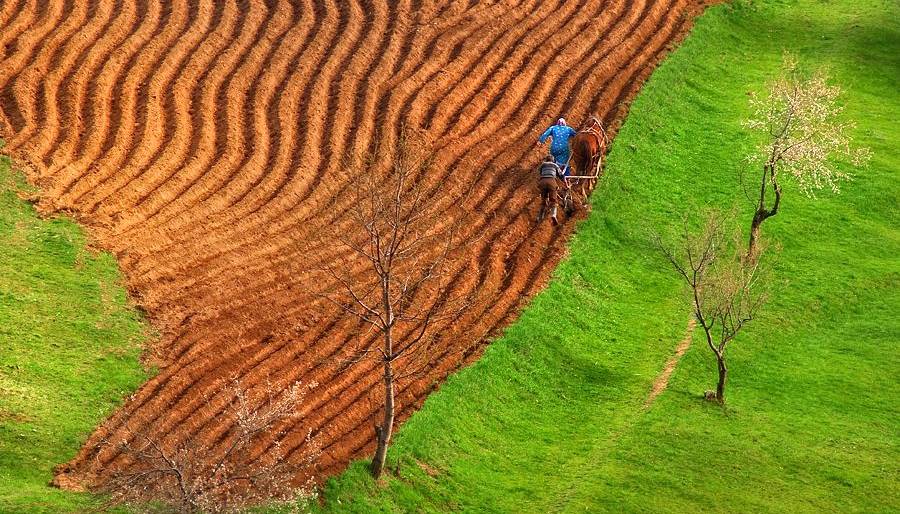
[1,0,897,512]
[0,153,150,513]
[315,0,900,512]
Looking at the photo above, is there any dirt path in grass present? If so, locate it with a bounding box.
[645,317,696,408]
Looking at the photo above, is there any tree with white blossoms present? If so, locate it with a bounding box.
[743,53,871,259]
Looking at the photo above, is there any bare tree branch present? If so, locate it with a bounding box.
[655,209,770,404]
[102,380,320,513]
[316,128,471,479]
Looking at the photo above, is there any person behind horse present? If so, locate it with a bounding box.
[537,155,562,225]
[537,118,577,175]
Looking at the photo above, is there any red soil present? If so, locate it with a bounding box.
[0,0,709,489]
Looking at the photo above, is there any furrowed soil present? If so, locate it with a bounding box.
[0,0,708,488]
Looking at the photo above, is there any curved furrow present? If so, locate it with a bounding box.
[106,0,524,292]
[220,0,401,220]
[105,0,322,250]
[385,0,532,128]
[110,0,279,220]
[0,0,28,32]
[410,0,562,134]
[59,0,210,211]
[41,0,154,195]
[241,0,363,210]
[113,0,427,267]
[108,0,516,273]
[34,0,123,171]
[0,0,67,147]
[309,0,376,173]
[105,0,341,247]
[436,0,618,140]
[28,0,116,163]
[389,0,596,188]
[130,0,337,230]
[139,0,506,264]
[63,0,207,211]
[187,0,388,230]
[340,0,406,161]
[2,0,79,152]
[52,0,194,205]
[45,0,149,197]
[431,0,627,166]
[423,0,556,135]
[134,0,300,224]
[73,0,238,226]
[157,0,344,216]
[69,0,211,212]
[0,0,39,59]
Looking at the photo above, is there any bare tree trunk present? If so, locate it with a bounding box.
[748,209,766,258]
[747,164,780,261]
[715,355,727,403]
[371,356,394,479]
[372,282,395,480]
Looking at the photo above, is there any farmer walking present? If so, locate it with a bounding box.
[537,155,562,225]
[537,118,577,175]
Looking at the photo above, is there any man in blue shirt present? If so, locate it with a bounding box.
[537,118,577,175]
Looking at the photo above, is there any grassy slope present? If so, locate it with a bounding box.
[0,154,149,513]
[316,0,899,512]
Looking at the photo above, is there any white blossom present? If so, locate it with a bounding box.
[743,53,871,197]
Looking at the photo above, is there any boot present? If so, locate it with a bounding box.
[550,206,558,225]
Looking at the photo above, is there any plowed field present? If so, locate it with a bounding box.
[0,0,707,488]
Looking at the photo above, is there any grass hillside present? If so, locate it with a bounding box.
[316,0,899,512]
[0,0,896,512]
[0,153,150,513]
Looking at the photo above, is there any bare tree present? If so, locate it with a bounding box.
[103,379,319,513]
[655,210,769,404]
[320,131,469,479]
[743,53,871,258]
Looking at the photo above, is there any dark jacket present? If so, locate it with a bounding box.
[539,161,561,179]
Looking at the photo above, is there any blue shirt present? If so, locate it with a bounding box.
[539,125,577,155]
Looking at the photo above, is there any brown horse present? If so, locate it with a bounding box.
[570,116,609,204]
